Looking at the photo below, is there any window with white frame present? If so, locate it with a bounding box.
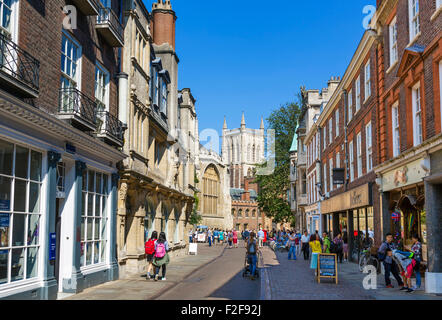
[392,103,400,157]
[408,0,420,41]
[329,118,333,145]
[348,89,353,123]
[323,164,327,194]
[366,122,373,172]
[336,152,340,169]
[412,84,423,146]
[323,125,326,150]
[80,170,109,267]
[154,68,159,107]
[389,17,398,67]
[336,109,340,137]
[365,61,371,100]
[356,76,361,112]
[0,139,42,285]
[61,32,81,89]
[349,141,354,182]
[95,63,109,112]
[357,133,362,177]
[0,0,18,40]
[329,158,333,191]
[438,0,442,9]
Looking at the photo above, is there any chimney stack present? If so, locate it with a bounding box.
[151,0,177,50]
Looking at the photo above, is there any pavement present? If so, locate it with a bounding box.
[63,242,227,300]
[260,246,442,300]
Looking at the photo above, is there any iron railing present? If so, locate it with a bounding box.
[96,7,124,42]
[58,87,98,126]
[0,32,40,93]
[97,110,124,143]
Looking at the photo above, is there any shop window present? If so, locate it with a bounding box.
[173,207,180,244]
[0,139,42,285]
[144,201,155,242]
[81,170,109,267]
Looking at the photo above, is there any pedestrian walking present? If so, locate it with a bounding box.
[247,232,259,280]
[153,232,170,281]
[145,231,158,280]
[219,230,224,245]
[208,228,213,247]
[377,233,405,289]
[333,233,344,263]
[233,229,238,248]
[342,230,349,262]
[309,234,322,276]
[322,232,331,253]
[288,231,297,260]
[407,234,423,292]
[228,230,233,248]
[214,229,219,246]
[301,231,310,260]
[189,229,193,244]
[258,228,265,248]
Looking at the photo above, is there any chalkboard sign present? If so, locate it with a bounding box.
[317,253,338,284]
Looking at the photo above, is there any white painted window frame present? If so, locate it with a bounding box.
[356,76,361,113]
[389,17,398,67]
[392,103,400,157]
[412,83,423,146]
[364,61,371,101]
[408,0,420,42]
[349,141,354,182]
[357,133,362,178]
[366,122,373,172]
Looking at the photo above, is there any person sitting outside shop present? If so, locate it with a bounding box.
[378,233,405,289]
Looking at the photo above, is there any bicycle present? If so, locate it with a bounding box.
[358,245,380,273]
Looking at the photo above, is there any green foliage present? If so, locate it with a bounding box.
[255,99,302,224]
[189,172,202,226]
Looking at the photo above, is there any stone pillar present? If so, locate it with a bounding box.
[63,160,86,293]
[425,181,442,294]
[108,173,120,281]
[42,151,61,299]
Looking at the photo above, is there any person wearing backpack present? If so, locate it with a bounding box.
[378,233,405,289]
[153,232,170,281]
[333,233,344,263]
[247,232,259,280]
[145,231,158,280]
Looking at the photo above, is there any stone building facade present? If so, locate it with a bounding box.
[117,0,196,278]
[0,0,125,299]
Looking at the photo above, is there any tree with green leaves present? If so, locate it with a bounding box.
[255,95,302,226]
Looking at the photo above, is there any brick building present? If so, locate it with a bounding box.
[0,0,125,299]
[372,0,442,293]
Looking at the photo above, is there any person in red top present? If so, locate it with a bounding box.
[263,230,267,246]
[233,229,238,248]
[145,231,158,280]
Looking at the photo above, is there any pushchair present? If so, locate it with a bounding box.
[242,252,261,279]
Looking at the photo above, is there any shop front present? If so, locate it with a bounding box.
[379,158,428,262]
[0,96,124,300]
[321,183,375,262]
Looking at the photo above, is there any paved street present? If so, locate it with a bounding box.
[64,241,259,300]
[260,247,442,300]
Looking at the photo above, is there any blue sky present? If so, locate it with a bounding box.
[144,0,376,149]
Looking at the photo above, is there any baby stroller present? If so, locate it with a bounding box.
[242,252,260,278]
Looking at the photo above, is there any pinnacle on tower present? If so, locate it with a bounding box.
[152,0,172,10]
[260,116,264,130]
[241,112,246,129]
[223,116,227,130]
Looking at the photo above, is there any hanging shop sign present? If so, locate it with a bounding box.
[317,253,338,284]
[382,158,427,192]
[0,200,10,211]
[49,233,56,261]
[333,168,345,185]
[321,184,371,214]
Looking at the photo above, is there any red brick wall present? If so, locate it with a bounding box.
[18,0,120,117]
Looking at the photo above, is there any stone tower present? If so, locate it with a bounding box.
[221,113,265,188]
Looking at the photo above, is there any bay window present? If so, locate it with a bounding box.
[80,170,108,267]
[0,139,42,285]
